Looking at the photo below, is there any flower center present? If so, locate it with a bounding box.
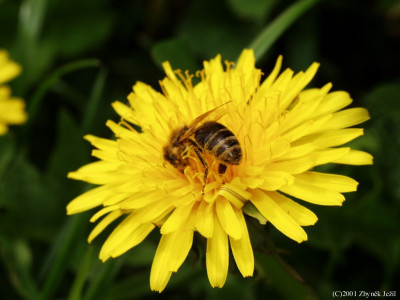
[183,148,227,194]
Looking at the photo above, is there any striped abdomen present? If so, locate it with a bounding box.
[194,121,242,165]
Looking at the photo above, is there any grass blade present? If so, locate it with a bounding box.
[247,0,319,61]
[37,214,88,300]
[83,259,122,300]
[67,246,95,300]
[82,67,108,132]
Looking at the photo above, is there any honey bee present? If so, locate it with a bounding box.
[163,103,242,193]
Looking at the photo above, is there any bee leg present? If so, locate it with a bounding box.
[218,163,227,174]
[189,141,208,195]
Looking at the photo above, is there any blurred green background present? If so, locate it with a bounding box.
[1,0,399,299]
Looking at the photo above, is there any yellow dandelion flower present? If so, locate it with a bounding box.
[67,49,373,292]
[0,50,27,135]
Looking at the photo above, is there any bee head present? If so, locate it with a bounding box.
[163,144,186,169]
[163,126,190,170]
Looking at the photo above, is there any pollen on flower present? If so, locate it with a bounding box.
[67,48,372,292]
[185,151,224,184]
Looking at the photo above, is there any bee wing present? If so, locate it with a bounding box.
[179,102,231,141]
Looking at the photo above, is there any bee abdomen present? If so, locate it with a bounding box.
[195,122,223,145]
[195,121,242,164]
[214,138,241,164]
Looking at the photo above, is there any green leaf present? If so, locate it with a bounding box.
[103,271,151,300]
[0,153,58,241]
[0,134,16,188]
[122,239,157,268]
[225,0,278,21]
[178,0,258,61]
[16,0,47,46]
[254,252,317,300]
[13,0,50,93]
[151,38,199,73]
[364,80,400,119]
[307,199,400,287]
[247,0,320,62]
[0,238,38,300]
[46,110,89,178]
[37,110,91,300]
[12,0,114,92]
[24,58,101,140]
[45,12,115,57]
[363,80,400,201]
[243,201,268,225]
[200,273,256,300]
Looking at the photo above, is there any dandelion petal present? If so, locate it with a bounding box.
[229,209,254,277]
[216,197,242,240]
[206,215,229,288]
[250,190,308,243]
